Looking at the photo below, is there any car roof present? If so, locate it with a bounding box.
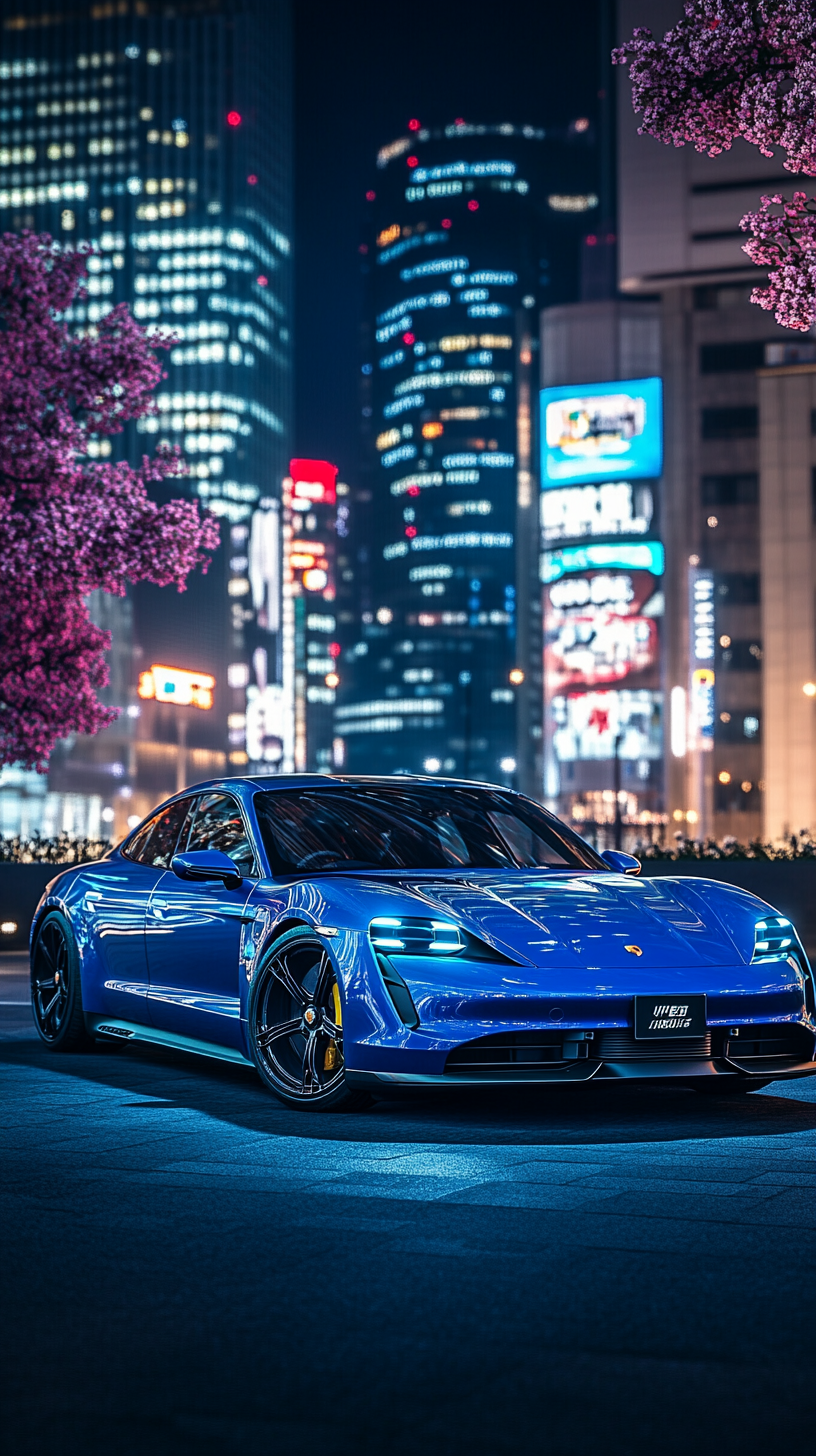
[168,773,514,797]
[246,774,509,792]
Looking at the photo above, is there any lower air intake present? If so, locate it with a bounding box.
[597,1028,712,1061]
[726,1024,814,1067]
[445,1030,573,1074]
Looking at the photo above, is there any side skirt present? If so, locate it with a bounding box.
[86,1015,254,1068]
[347,1063,602,1088]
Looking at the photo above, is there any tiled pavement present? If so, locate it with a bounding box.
[1,953,814,1455]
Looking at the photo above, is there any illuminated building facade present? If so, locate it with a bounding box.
[614,0,812,840]
[338,119,597,791]
[279,459,343,774]
[538,316,666,845]
[0,0,292,838]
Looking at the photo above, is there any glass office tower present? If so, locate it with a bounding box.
[0,0,292,838]
[337,119,596,792]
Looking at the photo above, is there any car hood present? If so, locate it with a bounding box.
[344,871,764,969]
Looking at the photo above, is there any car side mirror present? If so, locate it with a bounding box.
[601,850,641,876]
[171,850,243,891]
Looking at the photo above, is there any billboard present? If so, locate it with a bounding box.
[540,377,663,485]
[540,481,654,543]
[550,689,663,762]
[542,540,664,584]
[289,458,337,505]
[544,568,662,693]
[689,568,715,750]
[137,664,215,709]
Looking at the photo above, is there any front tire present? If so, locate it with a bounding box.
[30,911,91,1051]
[248,928,370,1111]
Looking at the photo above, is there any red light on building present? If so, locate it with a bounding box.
[441,218,452,229]
[454,117,464,126]
[403,331,415,345]
[329,642,341,659]
[408,118,420,131]
[289,458,338,505]
[257,274,268,286]
[586,234,598,246]
[247,174,258,185]
[467,200,479,212]
[227,110,241,127]
[365,190,376,201]
[407,485,420,497]
[407,155,418,168]
[405,525,417,538]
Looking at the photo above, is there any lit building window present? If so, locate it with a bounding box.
[394,369,508,397]
[411,160,516,183]
[376,291,450,325]
[383,394,424,418]
[400,256,468,282]
[548,193,599,212]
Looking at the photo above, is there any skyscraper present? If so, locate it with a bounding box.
[0,0,292,838]
[336,119,597,793]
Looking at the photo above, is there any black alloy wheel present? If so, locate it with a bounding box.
[248,927,370,1111]
[31,911,91,1050]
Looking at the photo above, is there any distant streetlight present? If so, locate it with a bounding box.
[803,682,816,698]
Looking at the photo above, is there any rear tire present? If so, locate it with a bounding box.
[30,911,91,1051]
[248,927,371,1111]
[690,1079,770,1096]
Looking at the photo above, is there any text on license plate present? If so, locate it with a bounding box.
[634,994,707,1039]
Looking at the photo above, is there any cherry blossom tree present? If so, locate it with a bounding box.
[613,1,816,329]
[0,232,220,769]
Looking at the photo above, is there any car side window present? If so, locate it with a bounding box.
[125,798,194,869]
[124,818,156,864]
[184,792,257,877]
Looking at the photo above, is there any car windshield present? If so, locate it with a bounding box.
[253,785,605,875]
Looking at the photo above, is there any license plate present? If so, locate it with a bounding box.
[634,994,707,1039]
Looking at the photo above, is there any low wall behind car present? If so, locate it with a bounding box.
[639,861,816,958]
[0,865,64,952]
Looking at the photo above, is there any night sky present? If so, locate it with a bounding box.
[293,0,602,482]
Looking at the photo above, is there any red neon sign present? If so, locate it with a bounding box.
[289,458,338,505]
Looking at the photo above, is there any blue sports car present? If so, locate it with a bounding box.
[29,775,816,1110]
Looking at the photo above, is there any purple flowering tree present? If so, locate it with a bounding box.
[0,232,220,769]
[614,1,816,329]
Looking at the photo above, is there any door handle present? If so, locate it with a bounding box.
[149,900,255,921]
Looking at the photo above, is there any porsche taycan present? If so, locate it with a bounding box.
[29,776,816,1109]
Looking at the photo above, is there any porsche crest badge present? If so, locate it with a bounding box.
[625,945,643,956]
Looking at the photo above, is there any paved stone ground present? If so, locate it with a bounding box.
[2,951,815,1455]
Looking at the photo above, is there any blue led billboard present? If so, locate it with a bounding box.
[540,376,663,485]
[541,540,665,583]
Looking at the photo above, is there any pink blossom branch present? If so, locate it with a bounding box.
[740,190,816,329]
[0,231,221,769]
[613,1,816,175]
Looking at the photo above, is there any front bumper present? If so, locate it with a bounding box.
[347,1020,816,1087]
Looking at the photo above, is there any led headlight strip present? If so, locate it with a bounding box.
[369,916,464,954]
[752,916,796,962]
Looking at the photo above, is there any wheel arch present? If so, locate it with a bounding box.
[29,894,73,958]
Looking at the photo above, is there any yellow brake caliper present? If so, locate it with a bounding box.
[324,980,342,1071]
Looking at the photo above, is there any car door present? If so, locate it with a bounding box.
[145,791,258,1051]
[91,797,195,1022]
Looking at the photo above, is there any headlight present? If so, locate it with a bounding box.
[369,916,464,955]
[752,916,796,961]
